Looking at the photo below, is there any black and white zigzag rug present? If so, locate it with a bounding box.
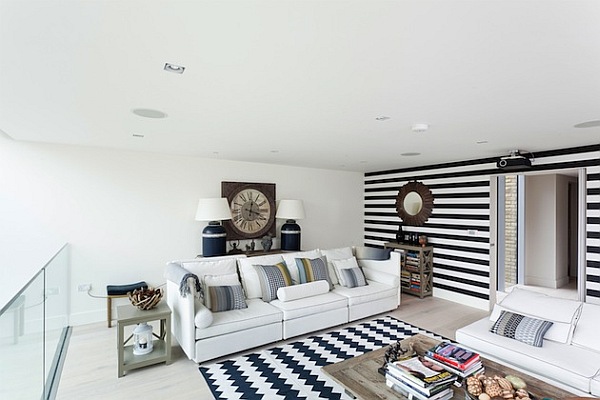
[199,316,443,399]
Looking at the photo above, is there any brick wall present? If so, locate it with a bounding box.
[503,175,518,286]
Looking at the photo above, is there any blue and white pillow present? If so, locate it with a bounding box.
[338,267,368,288]
[207,285,247,312]
[490,310,553,347]
[254,262,293,302]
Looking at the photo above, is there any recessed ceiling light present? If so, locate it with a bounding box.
[574,120,600,128]
[476,140,489,144]
[375,116,390,121]
[411,123,429,133]
[132,108,168,119]
[401,152,421,156]
[164,63,185,74]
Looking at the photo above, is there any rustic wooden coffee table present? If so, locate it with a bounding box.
[322,334,576,400]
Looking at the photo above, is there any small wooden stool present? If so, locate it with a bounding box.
[106,281,147,327]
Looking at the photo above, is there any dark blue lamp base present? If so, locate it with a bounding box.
[280,219,301,251]
[202,222,227,257]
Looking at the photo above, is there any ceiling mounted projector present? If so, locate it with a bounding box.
[496,150,532,170]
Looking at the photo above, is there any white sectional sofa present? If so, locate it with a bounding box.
[165,246,401,363]
[456,287,600,396]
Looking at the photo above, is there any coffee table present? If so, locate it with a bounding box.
[322,334,576,400]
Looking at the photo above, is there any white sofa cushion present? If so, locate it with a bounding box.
[333,280,397,306]
[277,280,330,302]
[280,249,322,283]
[270,292,347,320]
[194,301,213,328]
[196,298,282,339]
[489,287,582,343]
[180,257,238,279]
[321,247,354,285]
[357,258,394,273]
[238,254,285,299]
[457,317,600,392]
[591,375,600,397]
[572,303,600,353]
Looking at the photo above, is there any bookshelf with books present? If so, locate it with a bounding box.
[385,242,433,298]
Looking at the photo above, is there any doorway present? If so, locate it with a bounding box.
[494,170,581,300]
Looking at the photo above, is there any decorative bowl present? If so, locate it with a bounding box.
[128,287,163,310]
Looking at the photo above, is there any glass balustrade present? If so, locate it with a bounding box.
[0,243,70,400]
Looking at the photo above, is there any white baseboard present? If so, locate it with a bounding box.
[525,276,570,289]
[433,289,489,311]
[69,309,106,326]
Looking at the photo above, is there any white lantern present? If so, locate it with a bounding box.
[132,322,153,355]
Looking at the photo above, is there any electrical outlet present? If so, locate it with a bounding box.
[78,283,91,292]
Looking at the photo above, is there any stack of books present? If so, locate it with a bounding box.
[385,355,457,400]
[424,342,484,378]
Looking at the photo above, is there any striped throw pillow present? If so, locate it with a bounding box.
[295,256,333,290]
[338,267,368,288]
[207,285,247,312]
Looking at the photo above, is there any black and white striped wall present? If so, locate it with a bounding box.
[587,165,600,303]
[364,144,600,309]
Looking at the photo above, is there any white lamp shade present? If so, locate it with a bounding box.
[195,198,232,221]
[276,199,305,220]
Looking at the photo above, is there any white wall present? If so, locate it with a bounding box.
[0,135,364,325]
[524,174,569,288]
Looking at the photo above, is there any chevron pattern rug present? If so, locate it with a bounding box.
[199,316,443,399]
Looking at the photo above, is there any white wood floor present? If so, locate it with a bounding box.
[56,295,489,400]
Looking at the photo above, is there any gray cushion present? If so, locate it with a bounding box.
[339,267,368,288]
[490,310,553,347]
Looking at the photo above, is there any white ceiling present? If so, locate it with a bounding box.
[1,0,599,173]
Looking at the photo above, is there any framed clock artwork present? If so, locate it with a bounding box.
[221,181,276,240]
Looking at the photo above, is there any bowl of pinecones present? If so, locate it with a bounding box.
[128,287,163,310]
[465,373,533,400]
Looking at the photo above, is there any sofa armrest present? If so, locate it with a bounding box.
[362,269,400,287]
[357,250,401,306]
[166,279,196,360]
[356,250,401,276]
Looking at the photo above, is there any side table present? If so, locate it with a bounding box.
[116,303,172,377]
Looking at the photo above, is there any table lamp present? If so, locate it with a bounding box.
[195,198,232,257]
[276,199,305,251]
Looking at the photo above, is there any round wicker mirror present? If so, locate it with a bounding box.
[395,181,434,226]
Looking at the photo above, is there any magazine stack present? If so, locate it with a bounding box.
[424,342,484,379]
[385,355,457,400]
